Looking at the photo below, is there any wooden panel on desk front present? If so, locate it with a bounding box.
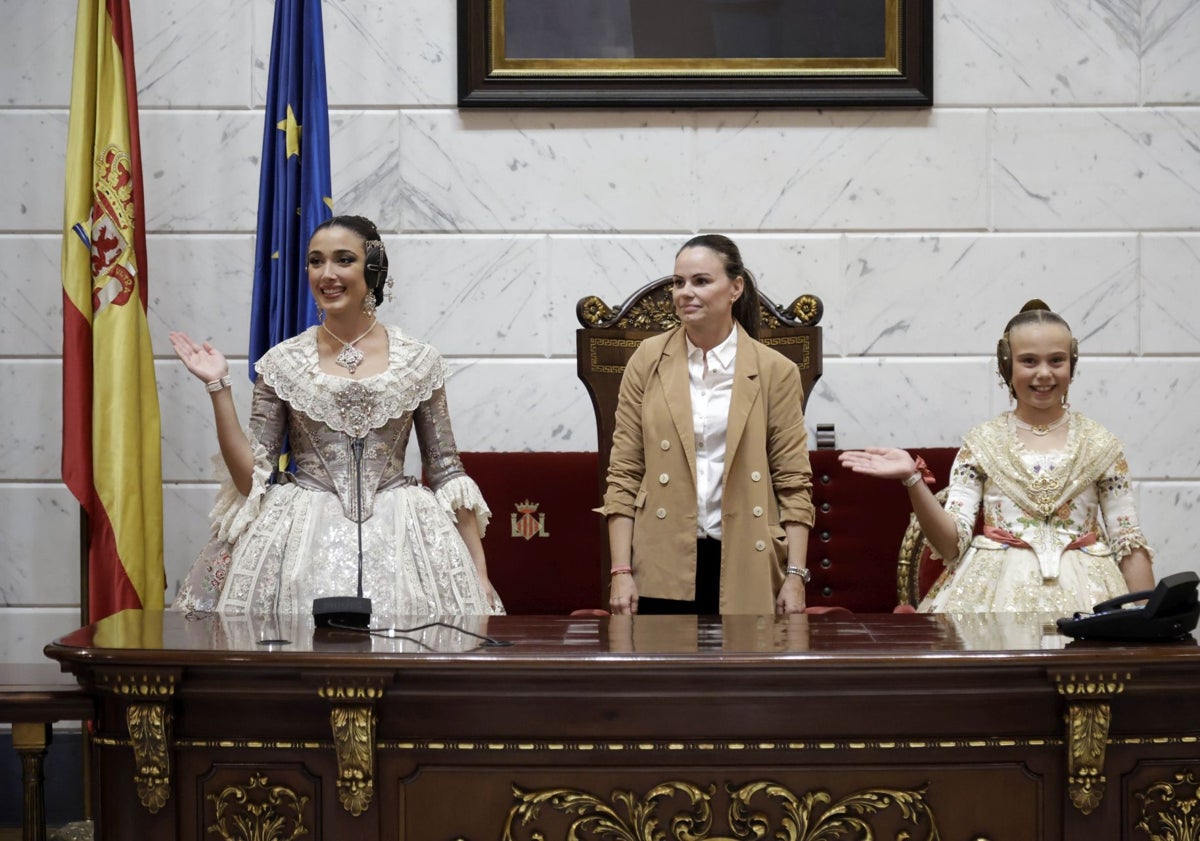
[44,610,1200,841]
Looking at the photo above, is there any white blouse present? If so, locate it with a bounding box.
[686,327,737,539]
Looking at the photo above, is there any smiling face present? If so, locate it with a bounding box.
[307,226,370,319]
[1007,321,1074,417]
[671,246,743,341]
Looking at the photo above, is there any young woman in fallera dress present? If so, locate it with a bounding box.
[170,215,502,617]
[840,300,1154,613]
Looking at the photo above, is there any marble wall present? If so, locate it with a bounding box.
[1,0,1198,637]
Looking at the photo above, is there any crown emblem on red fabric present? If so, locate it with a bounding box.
[511,500,549,541]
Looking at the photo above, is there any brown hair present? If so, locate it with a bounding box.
[996,299,1079,397]
[310,215,389,306]
[677,234,760,340]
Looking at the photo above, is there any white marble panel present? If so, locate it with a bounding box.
[0,111,68,231]
[158,358,253,482]
[0,609,83,663]
[1142,235,1200,353]
[801,358,996,452]
[388,235,547,356]
[0,485,80,607]
[139,111,261,231]
[329,111,404,231]
[398,110,696,233]
[545,234,684,355]
[545,233,843,355]
[1137,482,1200,581]
[144,235,255,354]
[0,360,61,481]
[264,0,459,108]
[442,360,598,452]
[131,0,254,107]
[693,110,989,231]
[935,0,1139,106]
[1068,359,1200,479]
[1143,0,1200,104]
[1,1,75,106]
[0,235,64,356]
[840,234,1139,355]
[992,109,1200,230]
[163,483,220,603]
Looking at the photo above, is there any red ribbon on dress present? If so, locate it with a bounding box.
[913,455,936,486]
[982,525,1097,551]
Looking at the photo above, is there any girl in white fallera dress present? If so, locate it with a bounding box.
[170,215,502,617]
[840,300,1155,614]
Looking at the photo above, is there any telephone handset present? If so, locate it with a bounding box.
[1056,571,1199,642]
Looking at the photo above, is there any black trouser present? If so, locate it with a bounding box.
[637,537,721,615]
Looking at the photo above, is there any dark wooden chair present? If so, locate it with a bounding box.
[575,276,824,604]
[806,447,959,613]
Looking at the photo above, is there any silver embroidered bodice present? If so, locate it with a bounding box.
[253,325,466,522]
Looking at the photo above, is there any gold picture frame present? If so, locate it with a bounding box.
[458,0,932,107]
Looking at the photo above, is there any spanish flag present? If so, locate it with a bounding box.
[62,0,164,621]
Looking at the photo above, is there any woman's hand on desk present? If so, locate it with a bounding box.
[776,576,807,615]
[610,572,638,615]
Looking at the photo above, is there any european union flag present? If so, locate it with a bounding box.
[250,0,333,373]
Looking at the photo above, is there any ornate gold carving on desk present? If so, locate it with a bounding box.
[318,681,384,816]
[1053,671,1130,816]
[206,772,310,841]
[95,672,177,813]
[501,780,943,841]
[1134,768,1200,841]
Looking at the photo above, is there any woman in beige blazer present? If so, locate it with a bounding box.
[599,235,815,615]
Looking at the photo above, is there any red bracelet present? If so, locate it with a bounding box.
[610,566,633,577]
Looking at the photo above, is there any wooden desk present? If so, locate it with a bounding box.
[45,610,1200,840]
[0,663,92,841]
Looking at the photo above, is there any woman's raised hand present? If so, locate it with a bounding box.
[169,331,229,385]
[837,447,918,481]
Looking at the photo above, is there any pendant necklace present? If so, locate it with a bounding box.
[1012,410,1069,437]
[321,318,377,374]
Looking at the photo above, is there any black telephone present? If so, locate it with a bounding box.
[1056,571,1200,642]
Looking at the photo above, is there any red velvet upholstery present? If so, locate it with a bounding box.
[459,448,961,615]
[458,452,603,614]
[805,448,959,613]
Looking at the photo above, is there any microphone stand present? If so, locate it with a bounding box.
[313,435,373,629]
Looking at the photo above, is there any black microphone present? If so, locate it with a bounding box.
[313,435,373,629]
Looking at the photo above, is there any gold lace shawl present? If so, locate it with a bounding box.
[962,413,1122,520]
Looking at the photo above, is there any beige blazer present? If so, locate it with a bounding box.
[600,325,814,613]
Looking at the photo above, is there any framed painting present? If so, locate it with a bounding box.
[458,0,932,108]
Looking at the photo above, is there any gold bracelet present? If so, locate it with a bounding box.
[205,375,233,393]
[902,471,923,488]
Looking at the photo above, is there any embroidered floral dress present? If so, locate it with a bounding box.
[920,412,1151,614]
[173,325,502,617]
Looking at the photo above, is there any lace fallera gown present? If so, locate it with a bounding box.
[174,325,502,617]
[920,412,1152,614]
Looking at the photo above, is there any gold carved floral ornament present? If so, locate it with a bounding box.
[501,779,943,841]
[206,772,310,841]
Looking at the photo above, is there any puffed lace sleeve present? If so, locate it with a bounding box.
[209,376,288,544]
[414,385,491,537]
[927,444,984,565]
[1097,451,1155,561]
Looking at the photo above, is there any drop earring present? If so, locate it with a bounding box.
[362,295,376,317]
[317,306,325,324]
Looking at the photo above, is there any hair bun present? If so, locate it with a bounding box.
[1020,298,1051,313]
